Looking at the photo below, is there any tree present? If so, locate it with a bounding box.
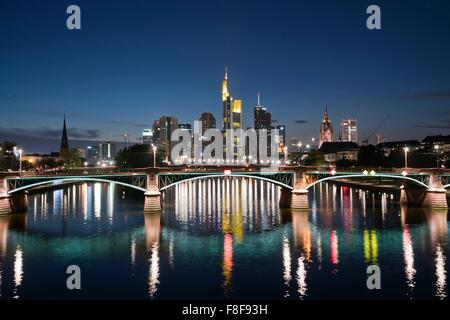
[357,145,384,167]
[115,144,164,169]
[38,157,62,171]
[303,151,325,167]
[0,141,19,170]
[60,149,82,169]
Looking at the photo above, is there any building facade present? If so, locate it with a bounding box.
[199,112,216,134]
[153,116,178,161]
[142,129,154,145]
[99,142,117,165]
[340,119,358,143]
[222,68,242,131]
[222,68,242,158]
[254,94,271,130]
[319,107,333,147]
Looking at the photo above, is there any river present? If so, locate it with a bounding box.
[0,177,448,299]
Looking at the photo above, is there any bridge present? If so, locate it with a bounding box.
[1,166,449,214]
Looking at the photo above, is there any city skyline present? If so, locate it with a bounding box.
[1,0,450,153]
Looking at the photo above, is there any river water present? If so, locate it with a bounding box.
[0,178,448,299]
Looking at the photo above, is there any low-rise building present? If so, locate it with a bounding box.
[319,142,359,162]
[377,140,421,156]
[421,135,450,152]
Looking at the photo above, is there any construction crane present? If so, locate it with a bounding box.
[362,114,391,145]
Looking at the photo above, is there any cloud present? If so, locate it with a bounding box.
[397,90,450,101]
[2,106,149,128]
[0,127,101,140]
[413,124,450,129]
[294,120,308,124]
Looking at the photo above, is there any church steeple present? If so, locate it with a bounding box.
[60,113,69,153]
[323,105,329,121]
[319,106,333,147]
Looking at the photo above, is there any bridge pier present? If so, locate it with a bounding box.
[400,175,448,209]
[144,172,162,213]
[280,172,310,211]
[0,179,28,215]
[291,189,309,210]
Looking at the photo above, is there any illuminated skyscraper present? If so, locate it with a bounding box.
[319,107,333,147]
[222,68,242,158]
[340,119,358,143]
[222,68,242,131]
[142,129,154,145]
[153,116,178,161]
[254,93,271,130]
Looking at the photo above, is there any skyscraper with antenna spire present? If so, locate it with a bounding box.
[254,92,271,130]
[60,114,69,154]
[222,68,242,131]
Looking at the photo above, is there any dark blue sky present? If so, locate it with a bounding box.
[1,0,450,153]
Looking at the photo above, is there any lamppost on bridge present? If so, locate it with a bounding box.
[283,146,288,165]
[434,144,440,168]
[152,144,157,168]
[403,147,409,169]
[18,148,23,172]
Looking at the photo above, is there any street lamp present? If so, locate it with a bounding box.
[18,149,23,172]
[434,144,440,168]
[152,144,157,168]
[283,146,288,165]
[403,147,409,169]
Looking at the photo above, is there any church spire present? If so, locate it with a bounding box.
[324,106,329,120]
[60,113,69,153]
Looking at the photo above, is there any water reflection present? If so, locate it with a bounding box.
[435,243,447,300]
[13,245,23,299]
[296,255,307,299]
[363,229,378,265]
[282,236,292,297]
[0,180,447,300]
[402,224,416,295]
[145,214,161,298]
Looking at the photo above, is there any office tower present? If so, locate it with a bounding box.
[221,68,242,159]
[86,145,99,165]
[376,134,385,145]
[340,119,358,143]
[60,114,69,154]
[319,107,333,147]
[276,125,286,148]
[199,112,216,134]
[99,142,117,164]
[152,120,161,145]
[222,68,242,131]
[289,137,301,153]
[142,129,154,145]
[154,116,178,161]
[254,93,271,129]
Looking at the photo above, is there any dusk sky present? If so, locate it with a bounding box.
[1,0,450,153]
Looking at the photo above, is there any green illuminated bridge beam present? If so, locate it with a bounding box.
[0,168,448,214]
